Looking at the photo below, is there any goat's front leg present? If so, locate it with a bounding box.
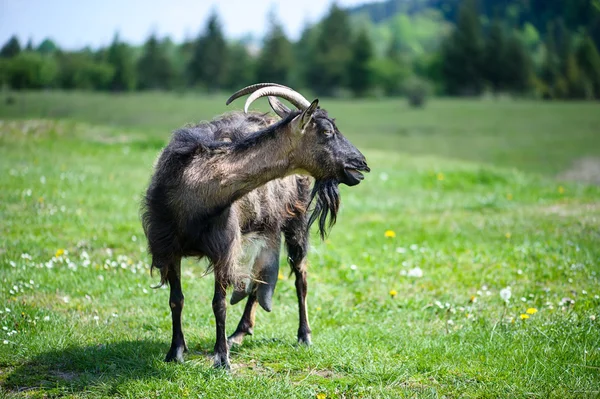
[164,257,187,362]
[212,279,230,368]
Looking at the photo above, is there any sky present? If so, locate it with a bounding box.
[0,0,378,50]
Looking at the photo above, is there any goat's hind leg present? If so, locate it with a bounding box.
[163,257,188,362]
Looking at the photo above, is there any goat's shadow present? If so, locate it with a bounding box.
[2,337,294,395]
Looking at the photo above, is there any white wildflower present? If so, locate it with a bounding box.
[500,287,511,303]
[407,267,423,278]
[396,247,406,254]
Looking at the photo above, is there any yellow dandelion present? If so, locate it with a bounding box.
[520,314,530,320]
[526,308,538,315]
[278,272,284,280]
[436,173,445,181]
[506,193,513,200]
[389,289,398,298]
[316,306,322,311]
[55,249,65,257]
[505,232,511,239]
[384,230,396,238]
[469,295,477,303]
[316,394,326,399]
[38,196,44,203]
[558,186,565,194]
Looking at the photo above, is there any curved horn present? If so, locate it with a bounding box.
[244,87,311,113]
[226,83,290,105]
[267,96,291,118]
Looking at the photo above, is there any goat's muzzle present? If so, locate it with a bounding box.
[342,162,370,186]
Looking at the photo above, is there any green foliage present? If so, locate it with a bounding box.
[1,52,58,89]
[503,34,533,94]
[106,34,136,92]
[36,38,58,55]
[187,12,228,91]
[0,35,21,58]
[404,76,431,107]
[576,36,600,98]
[348,29,375,97]
[56,52,114,90]
[441,0,485,95]
[307,4,353,95]
[225,41,255,90]
[137,34,175,90]
[255,16,293,85]
[482,21,508,93]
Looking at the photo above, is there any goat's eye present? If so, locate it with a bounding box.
[323,129,334,136]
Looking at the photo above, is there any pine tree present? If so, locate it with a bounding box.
[307,4,353,95]
[348,29,374,97]
[225,42,255,90]
[256,15,293,85]
[440,0,485,95]
[576,36,600,98]
[137,33,175,90]
[482,20,508,93]
[1,35,21,58]
[188,12,228,91]
[106,33,136,91]
[503,34,532,94]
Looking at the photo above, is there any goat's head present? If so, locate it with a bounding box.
[227,83,370,237]
[226,83,370,187]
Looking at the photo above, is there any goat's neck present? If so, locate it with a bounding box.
[194,124,301,206]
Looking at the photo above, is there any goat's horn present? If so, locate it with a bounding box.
[244,87,311,113]
[267,96,291,118]
[226,83,290,105]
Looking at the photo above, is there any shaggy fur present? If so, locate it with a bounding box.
[141,103,368,368]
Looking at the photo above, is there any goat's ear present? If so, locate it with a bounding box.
[292,99,319,133]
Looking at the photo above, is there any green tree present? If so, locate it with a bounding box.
[106,33,136,91]
[503,34,532,93]
[256,15,293,85]
[1,35,21,58]
[348,29,374,97]
[188,11,228,91]
[576,36,600,98]
[482,20,508,93]
[37,38,58,55]
[440,0,485,95]
[307,4,353,95]
[56,52,114,90]
[3,52,58,89]
[225,41,255,90]
[137,33,175,90]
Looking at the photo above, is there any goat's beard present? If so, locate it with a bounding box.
[308,179,341,240]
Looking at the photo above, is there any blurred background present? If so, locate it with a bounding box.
[1,0,599,101]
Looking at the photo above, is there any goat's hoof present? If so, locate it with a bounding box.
[213,353,231,370]
[165,345,186,363]
[297,333,312,346]
[227,333,244,348]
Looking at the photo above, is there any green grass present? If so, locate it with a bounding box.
[1,92,599,398]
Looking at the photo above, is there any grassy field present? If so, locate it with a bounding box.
[0,92,599,398]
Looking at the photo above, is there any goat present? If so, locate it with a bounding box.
[142,83,369,368]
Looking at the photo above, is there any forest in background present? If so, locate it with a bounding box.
[1,0,600,100]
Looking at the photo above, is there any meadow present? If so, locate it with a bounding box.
[0,91,599,398]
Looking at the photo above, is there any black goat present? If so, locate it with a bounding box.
[142,84,369,368]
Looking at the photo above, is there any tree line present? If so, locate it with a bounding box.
[1,0,600,100]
